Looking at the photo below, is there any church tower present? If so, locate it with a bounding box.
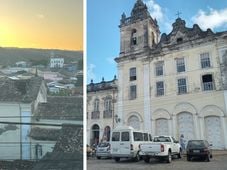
[119,0,160,56]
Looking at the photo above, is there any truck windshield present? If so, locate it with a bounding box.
[153,137,171,142]
[133,132,143,141]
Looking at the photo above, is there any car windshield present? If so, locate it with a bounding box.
[187,141,205,148]
[98,143,109,147]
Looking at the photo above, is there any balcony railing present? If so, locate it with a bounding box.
[103,110,112,118]
[91,111,100,119]
[203,82,214,91]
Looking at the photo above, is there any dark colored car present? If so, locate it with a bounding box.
[186,140,212,162]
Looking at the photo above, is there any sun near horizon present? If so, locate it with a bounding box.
[0,0,83,51]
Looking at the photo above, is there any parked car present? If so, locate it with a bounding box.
[139,136,182,163]
[186,140,212,162]
[96,142,111,159]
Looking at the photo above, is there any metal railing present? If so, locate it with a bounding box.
[91,111,100,119]
[203,82,213,91]
[103,110,112,118]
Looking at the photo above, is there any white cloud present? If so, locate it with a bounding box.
[145,0,163,21]
[36,14,45,19]
[145,0,172,34]
[87,63,96,82]
[192,8,227,30]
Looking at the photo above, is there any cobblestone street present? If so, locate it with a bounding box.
[87,153,227,170]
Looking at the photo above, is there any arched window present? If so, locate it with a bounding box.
[91,124,100,145]
[103,126,111,142]
[128,115,140,130]
[131,29,137,45]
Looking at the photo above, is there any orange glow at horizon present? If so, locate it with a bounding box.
[0,0,83,51]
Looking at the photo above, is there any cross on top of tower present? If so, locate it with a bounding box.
[176,11,182,18]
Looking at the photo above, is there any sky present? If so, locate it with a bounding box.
[87,0,227,83]
[0,0,83,51]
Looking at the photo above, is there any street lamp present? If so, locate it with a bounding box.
[114,114,120,123]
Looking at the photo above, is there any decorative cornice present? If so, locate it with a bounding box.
[87,78,117,92]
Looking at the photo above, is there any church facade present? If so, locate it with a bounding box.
[87,0,227,149]
[87,77,117,145]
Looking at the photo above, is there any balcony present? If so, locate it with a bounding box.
[203,82,214,91]
[91,111,100,119]
[103,110,112,118]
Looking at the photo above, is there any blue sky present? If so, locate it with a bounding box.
[87,0,227,83]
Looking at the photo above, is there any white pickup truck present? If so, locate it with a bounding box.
[139,136,182,163]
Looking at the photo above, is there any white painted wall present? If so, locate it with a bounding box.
[0,103,35,160]
[87,88,117,145]
[117,38,227,149]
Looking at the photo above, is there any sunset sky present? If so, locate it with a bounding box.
[0,0,83,51]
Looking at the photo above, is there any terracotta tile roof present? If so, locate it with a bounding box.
[0,76,43,103]
[35,96,83,120]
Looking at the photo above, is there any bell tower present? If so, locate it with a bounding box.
[119,0,160,56]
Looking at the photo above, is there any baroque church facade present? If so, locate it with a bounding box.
[87,0,227,149]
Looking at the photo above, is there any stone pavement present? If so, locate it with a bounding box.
[211,150,227,156]
[182,150,227,156]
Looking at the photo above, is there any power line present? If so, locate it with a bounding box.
[0,115,83,118]
[0,121,83,126]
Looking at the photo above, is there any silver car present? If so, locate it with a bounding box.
[96,142,111,159]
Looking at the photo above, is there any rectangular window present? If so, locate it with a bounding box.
[133,132,143,141]
[178,78,187,94]
[130,85,137,100]
[153,136,171,142]
[94,99,99,111]
[176,58,185,73]
[156,81,164,96]
[143,133,148,141]
[121,132,130,141]
[130,67,136,81]
[201,53,211,68]
[155,62,164,76]
[202,74,214,91]
[112,132,120,141]
[104,99,112,111]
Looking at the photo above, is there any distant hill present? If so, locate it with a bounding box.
[0,47,83,66]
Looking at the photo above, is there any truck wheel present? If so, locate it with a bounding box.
[166,151,172,163]
[177,149,182,158]
[114,157,120,162]
[96,156,101,159]
[143,156,150,163]
[134,153,140,162]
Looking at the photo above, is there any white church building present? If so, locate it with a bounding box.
[87,0,227,149]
